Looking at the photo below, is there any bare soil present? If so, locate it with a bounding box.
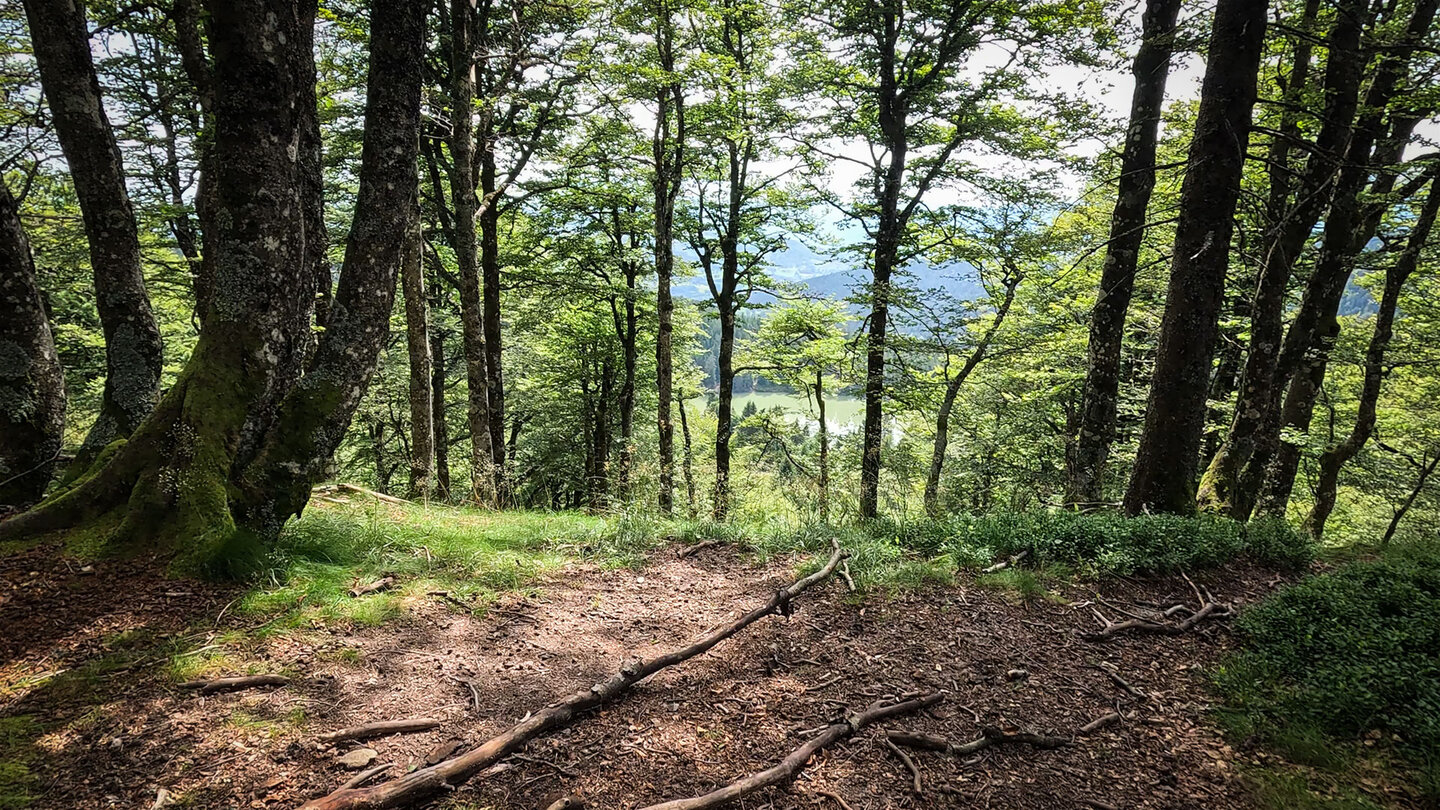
[2,541,1293,810]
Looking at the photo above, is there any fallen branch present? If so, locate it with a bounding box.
[340,764,394,791]
[1077,712,1121,735]
[1083,599,1229,641]
[677,539,722,558]
[178,674,289,695]
[318,718,441,745]
[885,725,1069,758]
[982,549,1028,574]
[328,483,412,506]
[837,559,856,593]
[349,577,395,598]
[297,540,848,810]
[1094,666,1145,701]
[636,693,944,810]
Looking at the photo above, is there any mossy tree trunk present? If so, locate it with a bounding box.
[23,0,164,465]
[0,0,425,570]
[1122,0,1266,517]
[0,180,66,511]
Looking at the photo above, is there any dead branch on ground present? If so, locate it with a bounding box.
[178,674,289,695]
[349,577,395,598]
[1083,585,1230,641]
[635,693,944,810]
[296,540,847,810]
[981,549,1028,574]
[313,483,412,506]
[885,725,1069,758]
[1078,712,1121,735]
[677,539,721,558]
[882,734,924,793]
[317,718,441,745]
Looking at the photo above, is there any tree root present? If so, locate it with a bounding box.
[178,674,289,695]
[885,725,1069,758]
[318,718,441,745]
[635,693,944,810]
[295,540,847,810]
[1083,586,1230,641]
[882,734,924,793]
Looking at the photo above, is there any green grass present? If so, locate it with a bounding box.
[232,501,607,633]
[0,717,39,809]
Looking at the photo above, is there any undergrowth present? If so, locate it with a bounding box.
[1214,538,1440,806]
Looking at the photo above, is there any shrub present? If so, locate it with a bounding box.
[1214,540,1440,762]
[1241,516,1314,570]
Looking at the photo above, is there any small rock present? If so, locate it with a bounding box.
[336,748,379,770]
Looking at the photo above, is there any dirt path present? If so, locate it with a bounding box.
[1,543,1284,809]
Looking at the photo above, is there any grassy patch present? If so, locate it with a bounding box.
[1215,538,1440,806]
[232,501,603,633]
[0,716,39,809]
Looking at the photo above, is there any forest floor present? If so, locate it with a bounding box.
[0,500,1391,810]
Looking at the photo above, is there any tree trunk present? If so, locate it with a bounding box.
[652,9,684,516]
[1383,451,1438,545]
[1304,172,1436,538]
[24,0,164,465]
[1249,0,1437,517]
[0,0,425,567]
[815,372,829,523]
[0,181,66,511]
[926,273,1020,516]
[479,140,507,501]
[1197,0,1360,514]
[430,314,452,501]
[679,390,696,517]
[1122,0,1267,516]
[403,216,434,500]
[1066,0,1181,509]
[615,267,639,500]
[714,308,735,519]
[449,0,497,505]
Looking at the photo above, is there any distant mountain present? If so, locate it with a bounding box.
[674,236,985,305]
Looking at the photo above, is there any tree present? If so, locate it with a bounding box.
[0,178,65,511]
[798,0,1105,518]
[1306,169,1438,538]
[402,212,433,499]
[0,0,425,566]
[1123,0,1268,516]
[1066,0,1182,509]
[740,300,846,520]
[23,0,164,465]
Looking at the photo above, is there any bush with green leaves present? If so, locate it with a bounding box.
[1213,540,1440,763]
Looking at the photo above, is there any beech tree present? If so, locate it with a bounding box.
[23,0,164,466]
[0,179,65,511]
[1066,0,1181,509]
[1122,0,1268,516]
[0,0,424,566]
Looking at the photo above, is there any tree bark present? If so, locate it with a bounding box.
[0,0,425,565]
[448,0,497,505]
[1122,0,1267,516]
[1066,0,1181,509]
[815,371,829,522]
[479,141,507,500]
[1197,0,1360,514]
[926,271,1020,516]
[430,322,452,501]
[402,216,433,500]
[652,1,684,516]
[24,0,164,464]
[1303,172,1437,538]
[615,261,640,500]
[0,180,66,511]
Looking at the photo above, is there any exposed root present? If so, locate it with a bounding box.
[1083,585,1230,641]
[635,693,944,810]
[882,733,924,793]
[295,540,847,810]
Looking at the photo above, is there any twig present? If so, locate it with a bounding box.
[1077,712,1121,735]
[1094,667,1145,701]
[804,675,843,693]
[510,753,580,778]
[677,539,722,558]
[339,763,394,790]
[882,734,924,794]
[886,726,1069,757]
[813,789,856,810]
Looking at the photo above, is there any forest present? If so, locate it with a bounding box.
[1,0,1438,807]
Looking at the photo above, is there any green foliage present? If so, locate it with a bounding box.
[1214,540,1440,767]
[0,716,39,809]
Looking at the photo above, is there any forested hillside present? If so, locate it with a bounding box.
[1,0,1438,807]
